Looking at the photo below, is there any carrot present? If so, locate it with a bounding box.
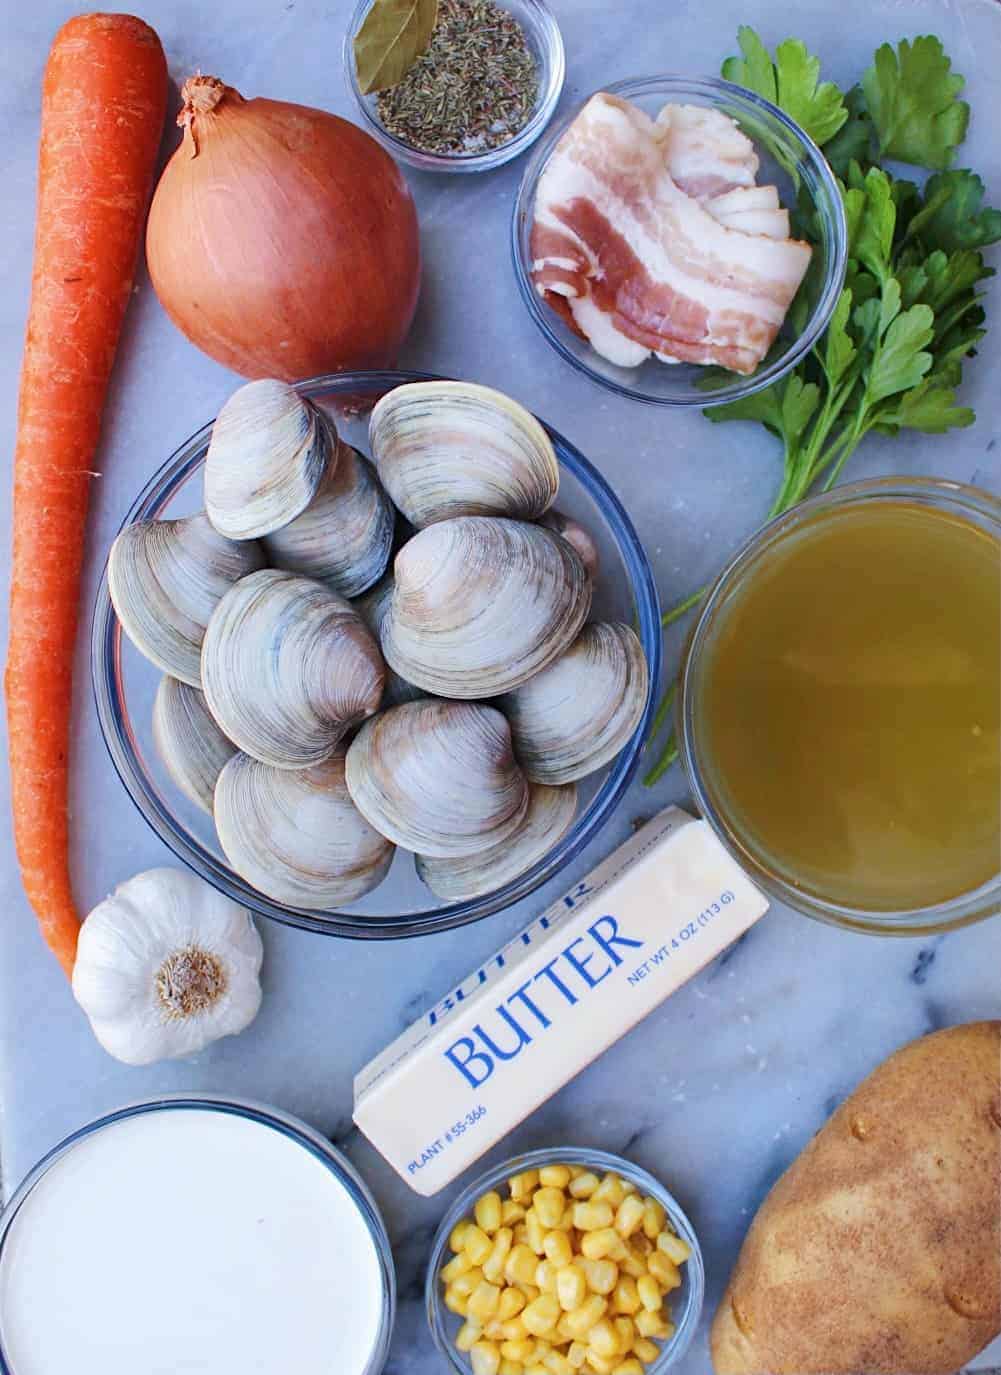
[5,14,167,978]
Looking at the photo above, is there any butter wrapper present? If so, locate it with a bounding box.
[353,807,768,1195]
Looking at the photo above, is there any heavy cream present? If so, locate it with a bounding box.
[354,807,769,1194]
[0,1105,387,1375]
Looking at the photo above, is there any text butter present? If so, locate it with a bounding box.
[353,808,768,1195]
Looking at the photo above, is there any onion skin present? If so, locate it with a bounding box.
[146,78,421,381]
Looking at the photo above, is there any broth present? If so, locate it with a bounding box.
[697,500,1000,912]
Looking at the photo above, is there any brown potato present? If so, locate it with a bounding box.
[711,1020,1001,1375]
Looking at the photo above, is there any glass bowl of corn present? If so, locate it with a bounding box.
[426,1146,705,1374]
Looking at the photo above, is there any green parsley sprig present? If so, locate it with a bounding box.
[644,28,999,786]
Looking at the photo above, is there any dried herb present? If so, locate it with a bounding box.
[375,0,539,155]
[354,0,439,96]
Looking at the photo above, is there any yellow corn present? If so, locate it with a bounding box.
[612,1276,640,1315]
[534,1188,566,1230]
[484,1228,515,1284]
[501,1338,535,1363]
[499,1287,527,1322]
[523,1294,562,1337]
[632,1337,659,1363]
[617,1247,648,1280]
[539,1163,573,1189]
[567,1342,589,1369]
[502,1200,528,1227]
[641,1199,666,1241]
[457,1319,483,1351]
[587,1318,620,1359]
[610,1360,643,1375]
[485,1319,506,1341]
[476,1191,504,1235]
[583,1352,615,1375]
[509,1170,540,1201]
[580,1258,618,1295]
[516,1283,541,1306]
[647,1251,681,1290]
[544,1230,574,1268]
[612,1317,635,1352]
[507,1245,542,1287]
[556,1263,587,1311]
[580,1228,620,1261]
[563,1293,607,1338]
[568,1171,600,1199]
[635,1310,671,1340]
[445,1285,468,1316]
[501,1318,529,1343]
[535,1260,559,1294]
[469,1280,502,1322]
[451,1220,472,1252]
[636,1275,661,1314]
[443,1250,474,1283]
[525,1210,548,1255]
[613,1196,646,1240]
[471,1340,502,1375]
[465,1225,494,1266]
[543,1351,574,1375]
[572,1202,614,1232]
[454,1269,483,1299]
[499,1361,524,1375]
[656,1231,691,1266]
[592,1175,626,1208]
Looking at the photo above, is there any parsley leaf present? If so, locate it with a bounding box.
[866,301,934,402]
[904,171,1001,253]
[722,28,848,146]
[862,37,969,168]
[824,86,874,176]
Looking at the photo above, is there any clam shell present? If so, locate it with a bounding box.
[382,517,591,699]
[263,446,394,598]
[369,381,560,528]
[501,622,649,784]
[215,750,394,909]
[356,574,424,708]
[201,569,384,769]
[417,782,577,900]
[152,676,236,814]
[538,509,600,581]
[108,512,265,686]
[345,699,529,858]
[204,379,334,540]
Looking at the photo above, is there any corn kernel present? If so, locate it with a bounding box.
[476,1191,504,1235]
[543,1351,575,1375]
[613,1196,646,1240]
[556,1263,587,1311]
[471,1340,502,1375]
[499,1362,523,1375]
[534,1188,567,1230]
[612,1317,635,1352]
[469,1280,502,1322]
[588,1318,620,1358]
[641,1199,666,1241]
[503,1200,528,1226]
[525,1210,548,1255]
[516,1283,541,1306]
[485,1319,506,1341]
[573,1202,614,1232]
[525,1366,549,1375]
[499,1288,527,1322]
[465,1225,494,1266]
[567,1342,589,1369]
[610,1360,643,1375]
[523,1294,562,1337]
[619,1178,638,1195]
[539,1163,573,1189]
[544,1230,574,1268]
[457,1318,484,1351]
[535,1260,559,1294]
[632,1337,659,1363]
[580,1257,618,1295]
[564,1293,607,1338]
[635,1310,671,1340]
[451,1220,472,1252]
[443,1250,474,1283]
[656,1231,691,1266]
[583,1351,615,1375]
[532,1338,555,1358]
[618,1247,647,1280]
[514,1223,530,1246]
[592,1176,626,1208]
[454,1269,483,1299]
[482,1228,514,1283]
[612,1277,640,1315]
[501,1316,529,1341]
[445,1285,468,1316]
[509,1171,540,1201]
[501,1338,535,1362]
[558,1205,577,1231]
[647,1251,681,1290]
[568,1172,600,1199]
[580,1228,620,1261]
[507,1244,542,1287]
[636,1275,662,1314]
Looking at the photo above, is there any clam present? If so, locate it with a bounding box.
[345,699,529,858]
[215,750,394,909]
[152,676,236,814]
[108,512,265,686]
[204,379,334,540]
[201,569,384,769]
[356,574,424,708]
[417,782,578,901]
[382,517,591,698]
[369,381,560,528]
[501,622,649,784]
[263,446,394,598]
[538,509,600,581]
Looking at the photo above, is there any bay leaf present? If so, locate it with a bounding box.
[354,0,439,95]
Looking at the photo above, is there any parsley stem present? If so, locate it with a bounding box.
[661,586,707,627]
[643,731,679,787]
[645,679,678,745]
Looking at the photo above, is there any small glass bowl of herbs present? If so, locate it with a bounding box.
[345,0,565,173]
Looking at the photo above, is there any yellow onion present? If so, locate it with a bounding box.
[146,76,421,381]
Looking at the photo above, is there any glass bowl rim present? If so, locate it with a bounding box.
[680,475,1001,935]
[0,1094,395,1375]
[343,0,566,173]
[91,369,662,941]
[425,1143,706,1373]
[511,71,849,407]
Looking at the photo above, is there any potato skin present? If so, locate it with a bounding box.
[712,1021,1001,1375]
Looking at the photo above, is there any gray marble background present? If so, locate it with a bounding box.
[1,0,999,1371]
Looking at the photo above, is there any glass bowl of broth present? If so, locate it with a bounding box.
[680,478,1001,935]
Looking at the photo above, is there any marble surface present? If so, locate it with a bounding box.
[1,0,999,1371]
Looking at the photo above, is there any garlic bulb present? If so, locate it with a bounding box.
[73,868,263,1066]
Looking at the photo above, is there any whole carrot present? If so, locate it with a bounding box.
[5,14,167,978]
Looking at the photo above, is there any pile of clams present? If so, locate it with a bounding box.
[110,379,649,911]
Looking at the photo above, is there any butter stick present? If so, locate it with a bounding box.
[353,807,768,1195]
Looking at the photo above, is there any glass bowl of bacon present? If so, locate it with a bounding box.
[512,74,847,406]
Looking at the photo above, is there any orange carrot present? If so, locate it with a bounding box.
[5,14,167,978]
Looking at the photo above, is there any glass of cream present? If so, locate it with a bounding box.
[0,1097,395,1375]
[680,477,1001,935]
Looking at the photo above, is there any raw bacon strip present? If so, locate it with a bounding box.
[655,103,759,198]
[530,94,812,375]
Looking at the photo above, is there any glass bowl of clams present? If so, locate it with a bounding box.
[92,371,661,938]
